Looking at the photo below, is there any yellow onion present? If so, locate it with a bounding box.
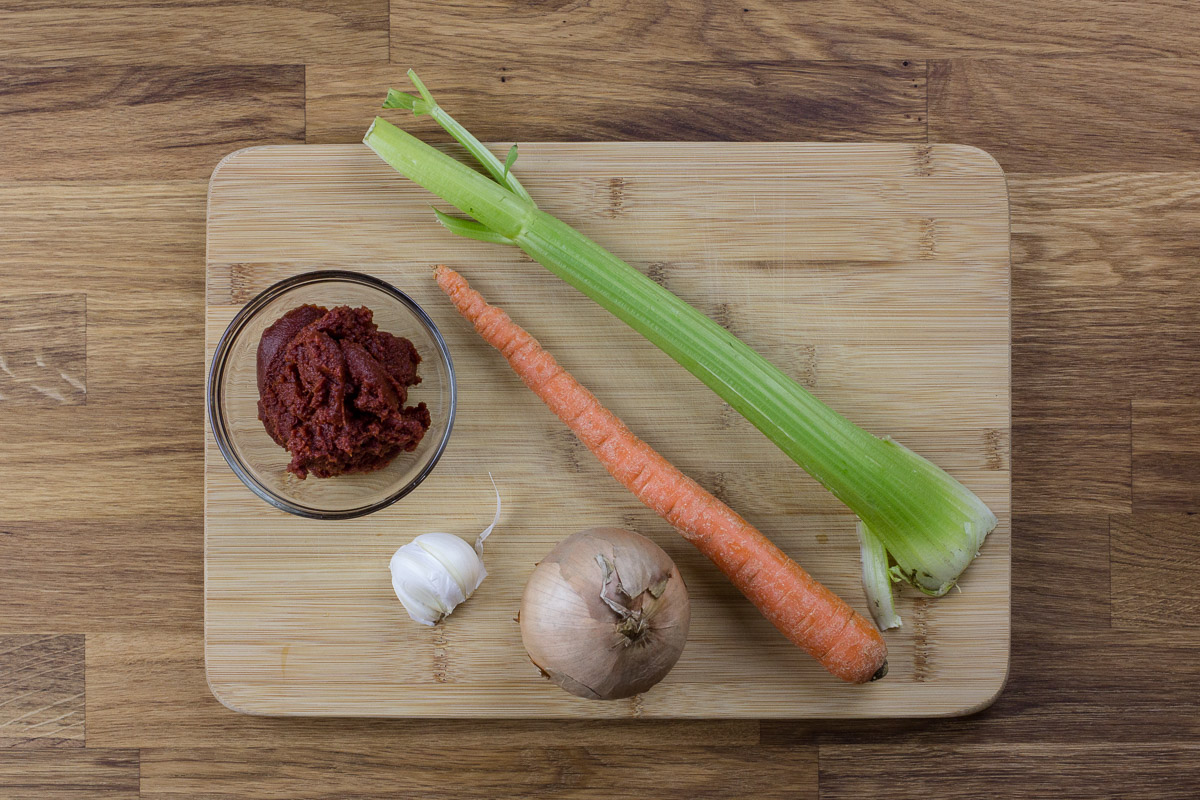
[519,527,690,700]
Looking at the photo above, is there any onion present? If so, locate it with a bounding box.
[519,527,690,700]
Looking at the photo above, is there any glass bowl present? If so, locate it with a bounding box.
[207,270,456,519]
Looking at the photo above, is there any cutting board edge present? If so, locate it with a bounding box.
[200,644,1012,720]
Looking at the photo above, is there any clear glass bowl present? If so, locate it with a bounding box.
[207,270,456,519]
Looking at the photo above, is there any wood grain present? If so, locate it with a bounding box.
[930,59,1200,173]
[974,580,1200,744]
[767,629,1200,746]
[0,404,199,522]
[0,67,304,180]
[1111,514,1200,629]
[139,745,816,799]
[84,630,756,748]
[1008,171,1200,513]
[0,177,207,521]
[970,513,1200,741]
[0,178,207,415]
[0,635,84,747]
[205,143,1009,718]
[0,519,201,631]
[85,292,202,409]
[0,0,1196,791]
[819,743,1200,799]
[1121,168,1200,513]
[1008,174,1136,513]
[1011,409,1130,515]
[390,1,1200,61]
[1133,400,1200,510]
[765,515,1200,745]
[0,0,386,66]
[0,287,202,521]
[0,750,138,799]
[306,60,925,143]
[0,293,86,406]
[0,182,206,294]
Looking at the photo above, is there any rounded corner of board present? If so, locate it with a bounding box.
[207,144,303,199]
[949,655,1012,719]
[204,659,269,717]
[209,145,266,182]
[941,144,1008,180]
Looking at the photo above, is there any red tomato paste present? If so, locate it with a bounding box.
[256,304,431,479]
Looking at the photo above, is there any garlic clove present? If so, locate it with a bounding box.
[388,475,502,626]
[415,532,487,599]
[390,543,462,625]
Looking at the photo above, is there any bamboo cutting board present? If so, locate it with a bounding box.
[205,143,1010,718]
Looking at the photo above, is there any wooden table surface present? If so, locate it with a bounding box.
[1,3,1197,797]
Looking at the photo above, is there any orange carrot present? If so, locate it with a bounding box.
[435,265,888,684]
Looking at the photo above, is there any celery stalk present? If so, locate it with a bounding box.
[363,74,997,596]
[858,521,902,630]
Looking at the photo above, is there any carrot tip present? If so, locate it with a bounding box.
[870,660,889,682]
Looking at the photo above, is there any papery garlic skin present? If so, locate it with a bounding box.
[388,476,500,626]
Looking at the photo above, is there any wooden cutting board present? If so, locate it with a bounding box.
[205,143,1010,718]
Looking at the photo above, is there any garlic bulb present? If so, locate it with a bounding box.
[389,477,500,625]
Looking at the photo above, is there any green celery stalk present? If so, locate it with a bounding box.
[363,72,997,597]
[857,521,902,630]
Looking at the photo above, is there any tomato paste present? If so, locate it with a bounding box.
[257,304,431,479]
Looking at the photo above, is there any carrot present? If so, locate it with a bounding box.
[435,266,888,684]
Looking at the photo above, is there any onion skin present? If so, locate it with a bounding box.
[520,528,690,700]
